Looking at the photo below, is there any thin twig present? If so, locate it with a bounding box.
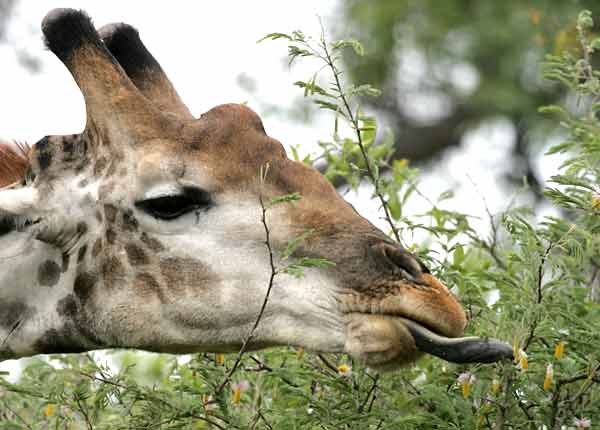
[216,184,278,396]
[358,374,379,413]
[319,25,403,247]
[248,355,299,388]
[318,354,339,374]
[75,397,93,430]
[1,400,34,430]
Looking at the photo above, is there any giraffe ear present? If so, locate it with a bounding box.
[41,9,163,143]
[0,188,38,215]
[98,23,193,119]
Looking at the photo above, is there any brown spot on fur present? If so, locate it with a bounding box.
[56,294,77,318]
[0,301,28,329]
[77,244,88,263]
[134,273,165,300]
[74,272,96,303]
[122,210,139,232]
[95,209,103,223]
[118,167,127,177]
[62,252,70,272]
[104,204,117,223]
[125,243,148,266]
[92,238,102,257]
[38,260,61,287]
[102,255,126,289]
[106,160,117,176]
[160,257,214,291]
[34,328,87,354]
[106,229,116,244]
[76,221,88,235]
[94,156,108,175]
[140,232,164,252]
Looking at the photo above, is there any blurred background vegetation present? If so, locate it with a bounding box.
[339,0,600,198]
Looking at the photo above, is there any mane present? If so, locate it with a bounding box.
[0,140,30,188]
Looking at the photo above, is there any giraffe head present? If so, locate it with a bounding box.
[0,9,512,369]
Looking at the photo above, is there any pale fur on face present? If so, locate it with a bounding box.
[97,190,347,354]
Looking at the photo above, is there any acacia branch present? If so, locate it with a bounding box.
[216,186,278,396]
[319,30,403,246]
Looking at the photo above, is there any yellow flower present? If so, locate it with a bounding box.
[528,8,541,25]
[457,372,476,399]
[544,363,554,391]
[592,193,600,209]
[43,404,56,418]
[215,353,225,366]
[337,363,352,377]
[516,349,528,371]
[394,158,409,169]
[231,380,249,404]
[554,341,565,360]
[297,347,305,360]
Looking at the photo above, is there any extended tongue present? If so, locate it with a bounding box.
[399,318,514,364]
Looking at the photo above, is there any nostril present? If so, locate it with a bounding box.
[373,242,424,279]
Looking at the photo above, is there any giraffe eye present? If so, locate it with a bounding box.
[135,187,212,221]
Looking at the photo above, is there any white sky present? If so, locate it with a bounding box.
[0,1,562,377]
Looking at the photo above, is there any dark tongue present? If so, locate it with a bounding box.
[399,318,514,364]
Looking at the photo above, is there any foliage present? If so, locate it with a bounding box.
[339,0,600,196]
[1,10,600,430]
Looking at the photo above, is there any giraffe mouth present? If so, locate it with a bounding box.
[344,313,513,369]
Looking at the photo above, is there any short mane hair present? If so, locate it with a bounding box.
[0,140,30,188]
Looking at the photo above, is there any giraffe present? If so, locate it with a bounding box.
[0,9,512,370]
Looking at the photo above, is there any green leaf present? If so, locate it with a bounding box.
[268,192,302,207]
[331,38,365,56]
[257,32,292,43]
[282,230,314,260]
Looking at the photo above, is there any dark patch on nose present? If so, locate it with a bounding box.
[122,209,139,232]
[78,178,89,188]
[104,204,117,223]
[140,232,164,252]
[125,243,148,266]
[74,271,97,303]
[35,136,52,170]
[102,255,126,289]
[0,301,28,328]
[77,244,88,263]
[134,273,165,301]
[38,260,61,287]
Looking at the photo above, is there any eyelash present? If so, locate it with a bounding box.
[135,187,213,221]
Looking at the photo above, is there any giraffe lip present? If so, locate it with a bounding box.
[396,318,514,364]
